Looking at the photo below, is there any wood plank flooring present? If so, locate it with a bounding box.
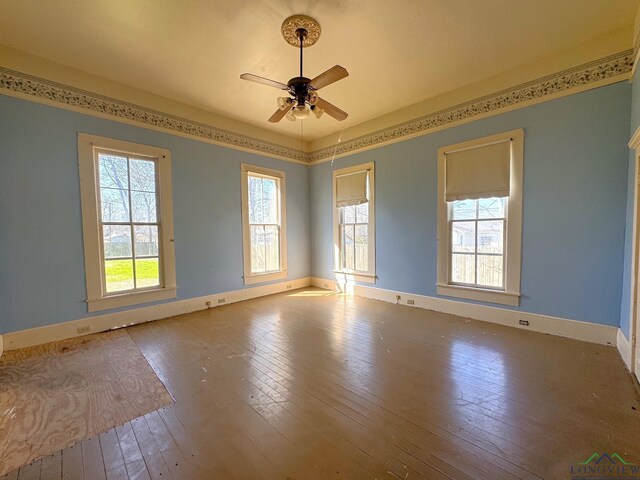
[3,288,640,479]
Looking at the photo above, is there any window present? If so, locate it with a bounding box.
[241,164,287,285]
[333,162,376,283]
[437,129,523,306]
[450,197,506,288]
[78,134,176,312]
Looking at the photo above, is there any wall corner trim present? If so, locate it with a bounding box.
[617,328,633,370]
[629,126,640,149]
[3,277,312,351]
[0,335,3,358]
[311,277,618,346]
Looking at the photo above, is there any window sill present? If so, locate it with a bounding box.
[88,286,177,312]
[436,283,520,306]
[244,270,287,286]
[334,271,376,284]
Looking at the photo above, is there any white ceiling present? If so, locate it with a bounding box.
[0,0,637,141]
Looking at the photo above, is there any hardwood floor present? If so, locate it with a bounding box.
[3,288,639,479]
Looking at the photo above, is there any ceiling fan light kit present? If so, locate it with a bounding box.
[240,15,349,123]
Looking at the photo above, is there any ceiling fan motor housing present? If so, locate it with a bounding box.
[287,76,312,107]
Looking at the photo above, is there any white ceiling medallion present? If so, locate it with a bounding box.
[281,15,321,48]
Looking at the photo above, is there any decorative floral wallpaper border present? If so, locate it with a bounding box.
[0,49,633,163]
[308,49,634,162]
[0,67,307,162]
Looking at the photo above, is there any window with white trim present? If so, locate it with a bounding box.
[437,129,523,306]
[78,134,176,312]
[333,162,376,283]
[241,164,287,285]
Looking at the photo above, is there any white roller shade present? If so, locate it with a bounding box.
[445,140,511,201]
[336,170,368,207]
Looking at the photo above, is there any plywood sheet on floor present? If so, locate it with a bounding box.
[0,329,172,475]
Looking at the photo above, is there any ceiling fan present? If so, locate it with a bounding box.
[240,15,349,123]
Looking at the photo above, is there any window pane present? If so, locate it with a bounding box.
[355,225,368,272]
[129,159,156,193]
[103,225,132,259]
[451,199,477,220]
[134,225,158,257]
[248,176,263,224]
[262,178,278,224]
[478,197,505,219]
[250,225,265,273]
[451,221,475,253]
[343,224,355,270]
[135,258,160,288]
[99,154,128,189]
[131,191,157,223]
[478,255,503,288]
[101,188,130,222]
[264,225,280,271]
[355,203,368,224]
[342,205,356,224]
[451,253,475,284]
[105,259,134,293]
[477,220,504,254]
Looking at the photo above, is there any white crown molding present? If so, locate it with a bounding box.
[632,40,640,80]
[0,66,308,164]
[632,4,640,80]
[0,49,633,164]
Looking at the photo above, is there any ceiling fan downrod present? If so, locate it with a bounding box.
[297,28,307,78]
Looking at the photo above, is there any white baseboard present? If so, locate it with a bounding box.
[311,277,618,346]
[3,277,311,351]
[617,328,632,370]
[4,276,621,352]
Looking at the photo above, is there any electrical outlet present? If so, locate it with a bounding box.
[77,325,91,334]
[205,301,211,308]
[407,299,415,305]
[519,320,529,326]
[218,298,226,304]
[286,284,292,289]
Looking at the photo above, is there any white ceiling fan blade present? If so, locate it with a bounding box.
[241,73,289,90]
[309,65,349,90]
[316,97,348,121]
[268,103,294,123]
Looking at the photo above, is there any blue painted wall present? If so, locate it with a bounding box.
[311,82,631,326]
[0,95,310,334]
[620,68,640,339]
[0,81,633,335]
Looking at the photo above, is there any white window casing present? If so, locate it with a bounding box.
[437,129,524,306]
[240,164,287,285]
[333,162,376,284]
[78,133,177,312]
